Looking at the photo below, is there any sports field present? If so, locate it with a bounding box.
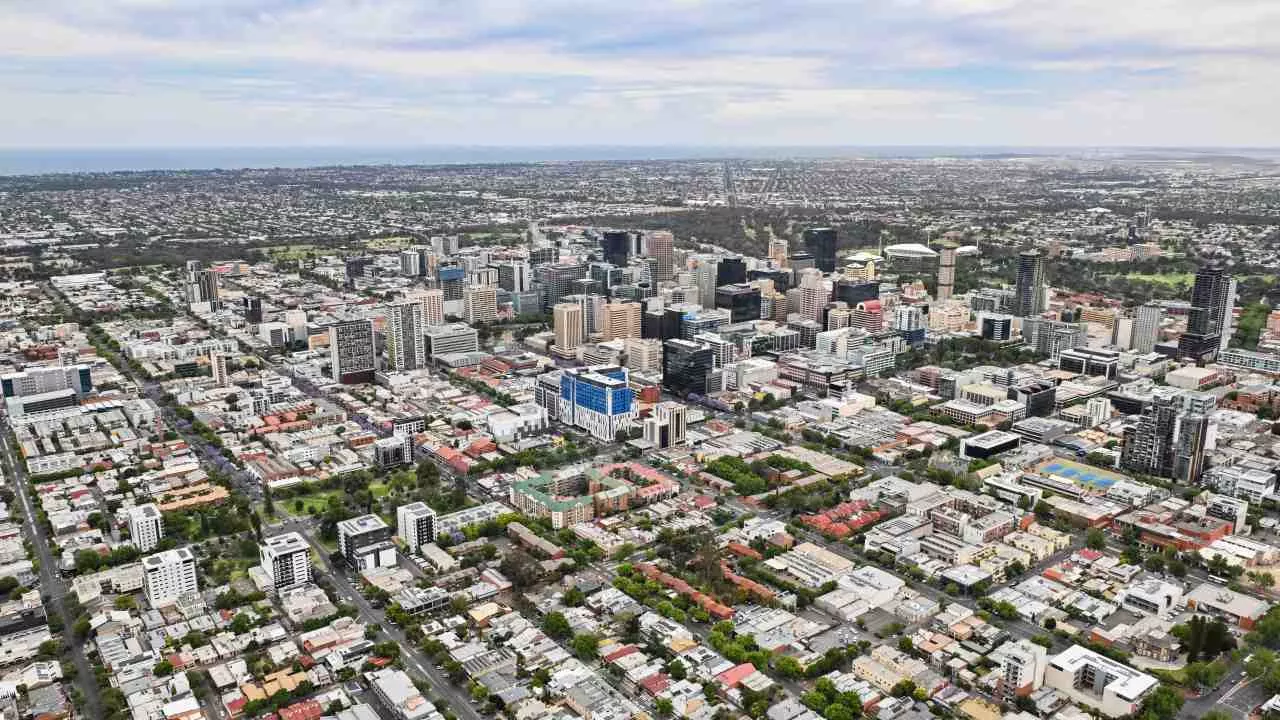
[1036,458,1126,489]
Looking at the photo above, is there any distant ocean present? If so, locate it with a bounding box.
[0,145,1276,176]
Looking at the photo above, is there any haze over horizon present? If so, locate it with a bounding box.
[5,0,1280,150]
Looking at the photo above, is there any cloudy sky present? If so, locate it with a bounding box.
[3,0,1279,148]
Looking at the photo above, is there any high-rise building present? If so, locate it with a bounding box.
[835,279,879,307]
[554,302,584,352]
[127,503,164,553]
[242,296,263,324]
[1131,304,1163,353]
[421,288,445,326]
[1180,264,1235,363]
[715,284,762,324]
[716,257,747,286]
[536,263,589,311]
[400,248,425,276]
[802,227,838,273]
[799,269,827,323]
[260,532,311,591]
[185,260,221,309]
[328,319,376,384]
[694,260,719,308]
[557,365,637,442]
[603,301,642,341]
[337,514,396,570]
[623,337,663,373]
[980,314,1014,342]
[1121,388,1216,482]
[344,256,374,288]
[1014,250,1046,317]
[463,285,498,325]
[768,237,789,267]
[600,230,632,267]
[497,261,531,293]
[396,502,438,554]
[211,352,229,387]
[384,301,426,371]
[143,547,198,608]
[936,244,957,301]
[648,231,674,283]
[437,265,466,302]
[851,300,884,332]
[644,401,688,449]
[662,338,714,398]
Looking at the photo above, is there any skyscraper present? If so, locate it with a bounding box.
[1180,263,1235,362]
[497,261,531,292]
[716,257,747,286]
[242,296,263,324]
[211,352,229,387]
[329,319,376,384]
[936,244,957,302]
[127,503,164,553]
[662,339,714,398]
[535,262,589,311]
[799,269,827,323]
[600,230,631,268]
[1132,304,1163,353]
[463,285,498,324]
[557,365,637,442]
[385,301,426,371]
[602,301,641,340]
[714,284,762,324]
[695,259,719,308]
[186,260,221,309]
[420,289,445,326]
[1121,388,1215,481]
[648,231,674,283]
[553,302,584,352]
[1014,250,1045,317]
[802,227,838,273]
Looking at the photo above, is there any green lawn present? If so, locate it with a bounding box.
[370,482,390,499]
[1125,272,1195,286]
[281,490,341,517]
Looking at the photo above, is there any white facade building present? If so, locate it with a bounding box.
[260,532,312,591]
[143,547,198,608]
[126,503,164,553]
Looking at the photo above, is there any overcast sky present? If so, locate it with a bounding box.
[4,0,1279,148]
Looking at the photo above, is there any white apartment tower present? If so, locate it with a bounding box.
[143,547,198,608]
[385,300,427,371]
[396,502,438,554]
[127,503,164,553]
[421,289,446,327]
[211,353,229,388]
[463,285,498,324]
[260,532,312,591]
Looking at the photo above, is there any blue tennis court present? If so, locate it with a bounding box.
[1037,458,1125,489]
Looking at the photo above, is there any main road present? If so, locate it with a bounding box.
[0,420,102,718]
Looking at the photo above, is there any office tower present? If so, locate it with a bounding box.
[421,288,445,326]
[980,314,1014,341]
[894,305,925,346]
[424,323,479,358]
[1131,304,1162,353]
[662,338,714,397]
[186,260,221,309]
[623,338,663,373]
[695,260,719,308]
[259,532,311,591]
[400,249,424,276]
[284,308,309,342]
[396,502,438,554]
[385,301,426,371]
[469,267,499,288]
[835,279,879,306]
[827,307,852,330]
[211,353,229,388]
[715,284,762,324]
[769,237,789,267]
[581,293,608,337]
[343,256,374,288]
[557,365,637,442]
[1122,388,1215,481]
[337,515,396,570]
[590,262,627,295]
[600,230,631,267]
[936,244,957,301]
[851,300,884,332]
[536,262,589,311]
[802,227,838,273]
[463,285,498,324]
[242,296,263,324]
[497,261,531,292]
[529,246,559,266]
[716,257,747,286]
[681,309,731,340]
[648,231,674,283]
[1014,250,1046,317]
[554,303,584,352]
[644,401,688,449]
[328,319,376,384]
[799,270,827,323]
[143,547,198,608]
[127,503,164,553]
[603,302,642,341]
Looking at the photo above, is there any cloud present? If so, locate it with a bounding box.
[2,0,1280,147]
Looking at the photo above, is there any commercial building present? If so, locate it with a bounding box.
[384,301,426,372]
[1179,264,1235,363]
[396,502,437,555]
[260,532,312,591]
[126,503,164,552]
[961,431,1021,460]
[715,284,762,324]
[643,401,688,449]
[1,365,92,399]
[337,515,396,570]
[1185,582,1269,629]
[1132,304,1162,353]
[143,547,199,608]
[1058,347,1120,379]
[1014,250,1046,317]
[554,302,584,353]
[424,323,479,359]
[557,365,637,442]
[802,228,838,273]
[648,230,674,283]
[463,285,498,325]
[602,301,642,340]
[663,339,714,398]
[329,319,376,384]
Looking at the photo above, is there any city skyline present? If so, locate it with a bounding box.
[4,0,1280,150]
